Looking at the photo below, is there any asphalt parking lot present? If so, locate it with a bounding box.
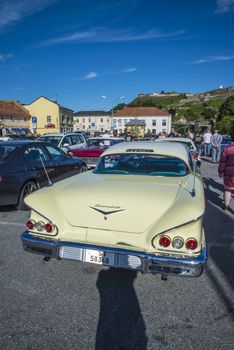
[0,159,234,350]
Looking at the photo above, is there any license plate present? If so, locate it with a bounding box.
[84,249,115,266]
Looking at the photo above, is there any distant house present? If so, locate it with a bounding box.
[126,120,146,137]
[24,96,73,135]
[73,110,111,132]
[113,106,171,135]
[0,100,31,134]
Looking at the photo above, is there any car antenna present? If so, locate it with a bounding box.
[39,154,53,187]
[191,172,196,197]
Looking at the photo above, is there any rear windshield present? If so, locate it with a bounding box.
[0,145,17,160]
[87,138,123,148]
[38,135,62,146]
[222,137,232,143]
[95,153,189,177]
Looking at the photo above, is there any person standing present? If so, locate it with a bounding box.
[168,128,177,137]
[194,132,203,158]
[203,129,212,156]
[218,133,234,210]
[210,129,223,163]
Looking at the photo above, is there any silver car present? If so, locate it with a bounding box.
[38,133,87,152]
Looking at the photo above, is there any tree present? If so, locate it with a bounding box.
[168,108,176,116]
[216,116,234,134]
[112,103,126,112]
[219,96,234,119]
[202,107,216,120]
[183,108,200,122]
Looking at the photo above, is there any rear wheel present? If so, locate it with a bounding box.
[17,181,38,210]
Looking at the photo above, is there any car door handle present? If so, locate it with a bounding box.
[47,168,55,173]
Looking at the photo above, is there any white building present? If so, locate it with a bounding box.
[73,111,111,132]
[113,107,171,135]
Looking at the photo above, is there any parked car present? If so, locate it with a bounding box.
[38,133,87,152]
[0,134,21,141]
[71,137,125,168]
[0,141,87,210]
[221,136,232,153]
[156,137,201,172]
[21,141,207,278]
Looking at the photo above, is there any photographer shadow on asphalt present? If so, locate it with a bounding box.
[95,268,148,350]
[203,178,234,321]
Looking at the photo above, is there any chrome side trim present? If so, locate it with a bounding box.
[21,231,207,277]
[156,214,204,237]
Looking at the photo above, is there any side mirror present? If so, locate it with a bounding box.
[63,143,70,148]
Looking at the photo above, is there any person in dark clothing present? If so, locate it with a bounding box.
[218,132,234,210]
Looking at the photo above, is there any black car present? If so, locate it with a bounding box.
[0,141,87,210]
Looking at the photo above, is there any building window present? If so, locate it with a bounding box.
[100,118,103,123]
[162,119,167,126]
[152,120,156,126]
[47,116,52,123]
[83,125,85,129]
[152,129,156,135]
[76,118,79,123]
[82,118,85,123]
[107,119,109,123]
[89,118,91,122]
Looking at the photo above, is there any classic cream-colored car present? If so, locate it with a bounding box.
[21,142,207,278]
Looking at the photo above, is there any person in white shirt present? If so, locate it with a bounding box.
[203,130,212,156]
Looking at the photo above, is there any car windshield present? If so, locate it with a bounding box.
[95,153,189,177]
[222,137,232,143]
[38,135,62,146]
[87,138,122,148]
[0,145,17,160]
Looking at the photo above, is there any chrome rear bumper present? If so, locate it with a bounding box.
[21,231,207,277]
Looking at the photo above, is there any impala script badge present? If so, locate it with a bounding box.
[89,204,125,220]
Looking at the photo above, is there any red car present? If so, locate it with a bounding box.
[71,137,125,168]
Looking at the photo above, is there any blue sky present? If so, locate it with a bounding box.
[0,0,234,111]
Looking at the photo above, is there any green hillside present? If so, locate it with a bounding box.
[123,88,234,123]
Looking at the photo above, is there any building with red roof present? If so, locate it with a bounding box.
[113,106,171,135]
[0,100,31,134]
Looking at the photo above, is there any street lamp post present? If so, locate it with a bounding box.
[101,95,125,131]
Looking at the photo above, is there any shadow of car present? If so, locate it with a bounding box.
[0,140,87,210]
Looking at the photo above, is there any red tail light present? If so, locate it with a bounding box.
[186,239,198,250]
[45,223,54,233]
[159,236,171,247]
[26,220,35,230]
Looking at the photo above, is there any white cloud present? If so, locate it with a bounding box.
[194,54,234,63]
[0,53,13,62]
[75,72,98,80]
[122,67,137,73]
[215,0,234,13]
[42,27,186,46]
[13,86,25,90]
[0,0,59,29]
